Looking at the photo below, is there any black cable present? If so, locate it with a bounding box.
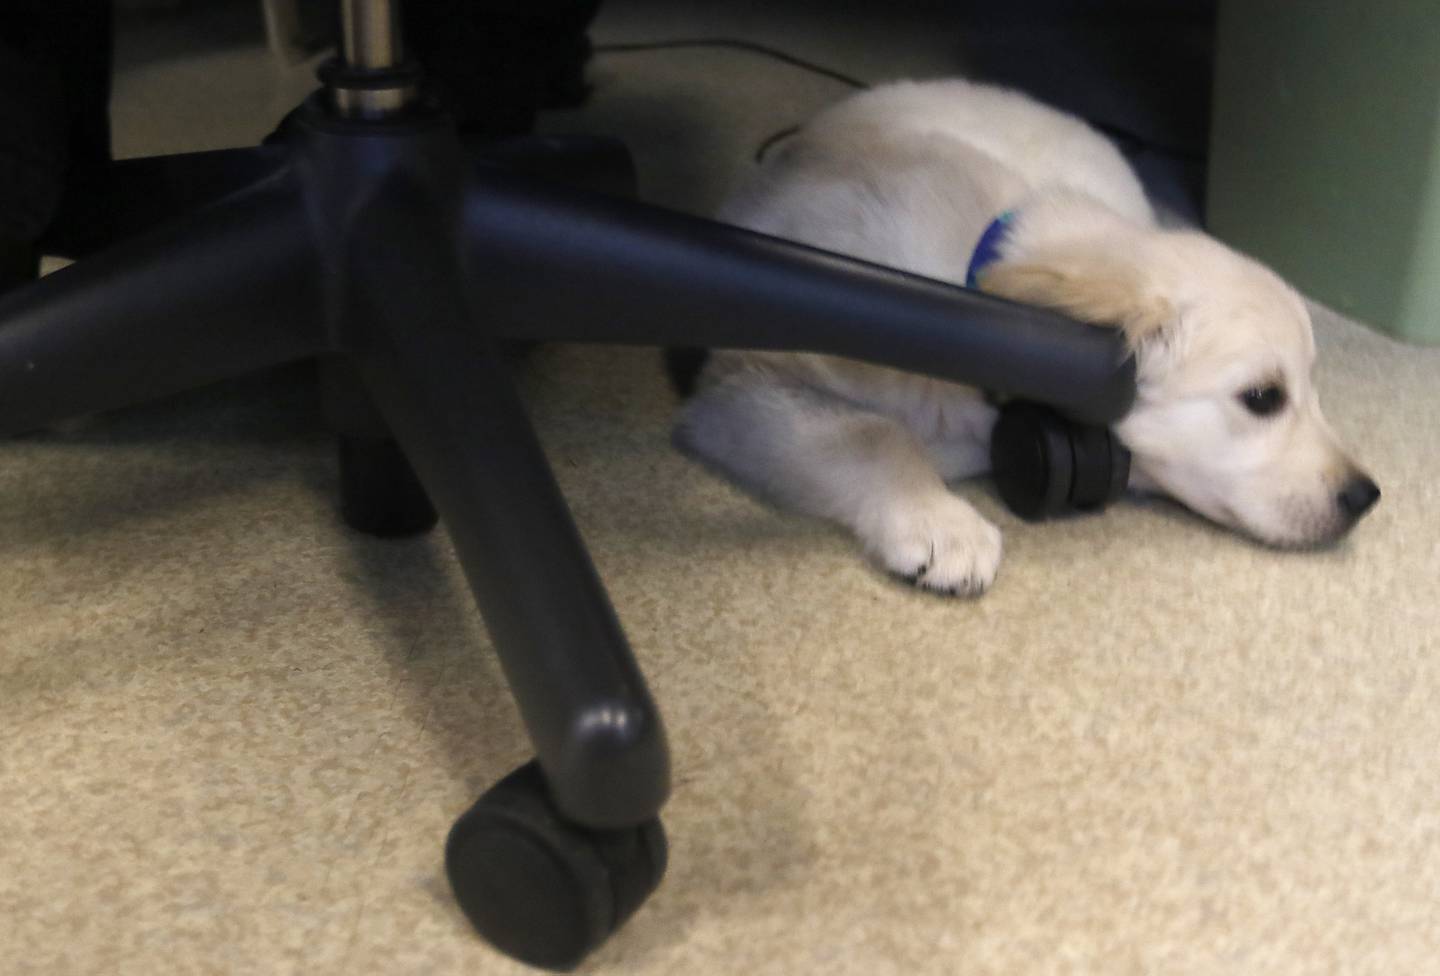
[592,37,869,90]
[751,124,801,164]
[592,38,871,163]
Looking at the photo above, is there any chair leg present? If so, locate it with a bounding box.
[468,132,637,198]
[42,146,289,259]
[0,179,326,435]
[321,358,438,537]
[460,165,1137,427]
[346,195,669,830]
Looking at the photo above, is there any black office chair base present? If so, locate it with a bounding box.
[447,760,667,972]
[0,42,1133,972]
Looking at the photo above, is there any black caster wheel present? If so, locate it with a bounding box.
[990,402,1129,520]
[990,403,1072,520]
[337,434,439,537]
[445,760,668,972]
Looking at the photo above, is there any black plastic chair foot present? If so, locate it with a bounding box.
[337,434,439,537]
[445,760,667,971]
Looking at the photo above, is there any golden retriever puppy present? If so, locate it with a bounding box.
[674,79,1379,596]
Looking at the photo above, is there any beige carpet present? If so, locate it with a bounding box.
[3,4,1440,974]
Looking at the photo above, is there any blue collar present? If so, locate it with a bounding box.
[965,210,1016,289]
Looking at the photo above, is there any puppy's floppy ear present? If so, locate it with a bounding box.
[976,244,1173,347]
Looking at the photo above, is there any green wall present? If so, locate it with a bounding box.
[1207,0,1440,343]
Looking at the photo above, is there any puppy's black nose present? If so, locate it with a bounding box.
[1338,475,1381,519]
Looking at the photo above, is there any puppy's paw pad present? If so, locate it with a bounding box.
[867,496,1003,597]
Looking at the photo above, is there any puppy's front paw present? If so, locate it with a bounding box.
[863,494,1003,597]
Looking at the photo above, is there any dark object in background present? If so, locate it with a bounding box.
[0,0,601,272]
[403,0,603,135]
[284,0,604,133]
[664,346,709,398]
[0,1,112,250]
[953,0,1217,221]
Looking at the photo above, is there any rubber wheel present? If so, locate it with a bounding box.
[337,434,439,537]
[445,761,668,972]
[991,403,1072,520]
[1066,423,1115,510]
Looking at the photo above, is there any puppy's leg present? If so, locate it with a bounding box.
[922,406,997,485]
[674,375,1002,595]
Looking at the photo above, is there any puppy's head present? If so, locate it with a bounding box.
[980,228,1379,547]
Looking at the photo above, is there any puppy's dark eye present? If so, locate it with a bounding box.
[1240,384,1287,416]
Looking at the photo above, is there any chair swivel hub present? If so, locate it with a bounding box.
[329,0,419,119]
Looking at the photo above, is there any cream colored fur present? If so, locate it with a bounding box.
[673,79,1376,596]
